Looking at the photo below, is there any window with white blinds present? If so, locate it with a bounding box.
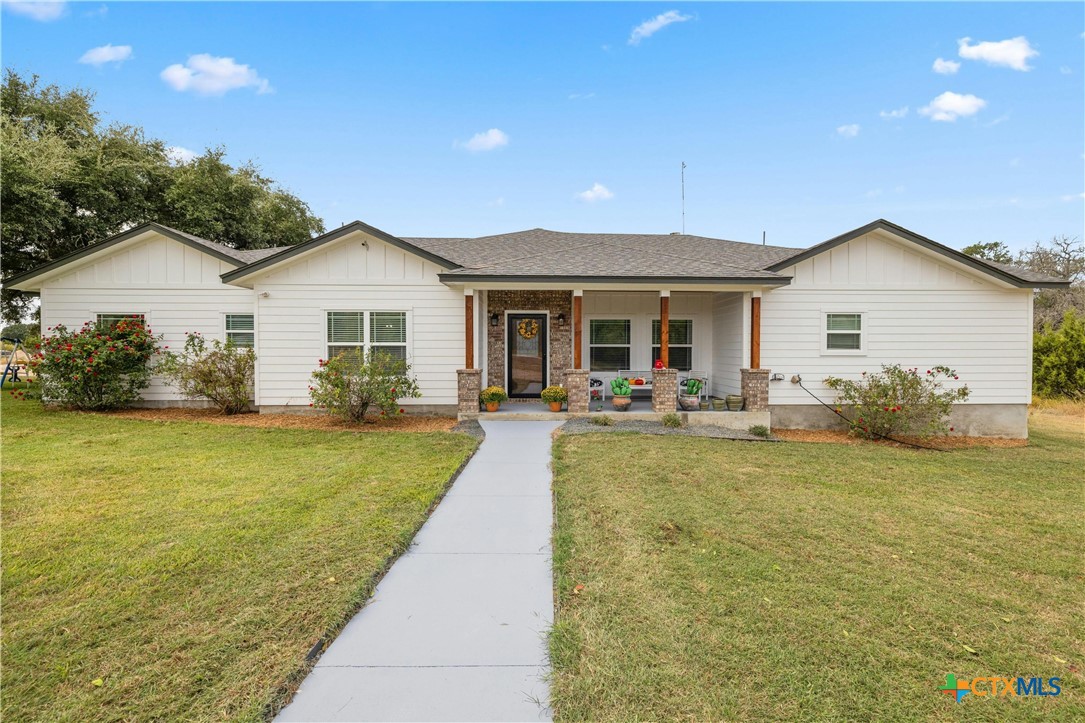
[823,312,865,353]
[327,311,407,363]
[225,314,255,348]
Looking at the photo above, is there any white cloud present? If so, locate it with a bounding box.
[628,10,692,46]
[488,197,505,207]
[865,189,883,198]
[958,36,1038,71]
[879,106,908,120]
[78,44,133,67]
[932,58,961,75]
[455,128,509,152]
[161,54,272,96]
[984,113,1010,127]
[1060,192,1085,202]
[918,91,987,122]
[576,183,614,203]
[166,146,198,164]
[1060,66,1072,75]
[836,124,860,138]
[1,1,66,21]
[568,92,596,100]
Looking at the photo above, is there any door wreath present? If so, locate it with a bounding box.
[517,318,539,340]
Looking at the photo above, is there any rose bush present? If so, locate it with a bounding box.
[157,332,255,414]
[309,349,421,423]
[825,364,970,439]
[30,317,160,409]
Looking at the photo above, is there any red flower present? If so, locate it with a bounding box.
[953,375,958,380]
[309,403,314,407]
[399,408,405,414]
[949,426,955,432]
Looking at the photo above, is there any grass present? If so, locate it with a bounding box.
[550,406,1084,721]
[0,391,477,721]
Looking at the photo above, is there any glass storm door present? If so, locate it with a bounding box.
[507,314,547,398]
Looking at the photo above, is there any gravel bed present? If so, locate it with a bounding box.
[450,418,485,441]
[560,417,778,441]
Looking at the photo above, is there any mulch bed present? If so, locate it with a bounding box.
[97,407,458,433]
[773,428,1028,449]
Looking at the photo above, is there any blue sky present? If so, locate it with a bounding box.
[3,1,1083,251]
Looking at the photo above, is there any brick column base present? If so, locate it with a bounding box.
[457,369,483,414]
[652,368,678,413]
[564,369,590,413]
[741,368,771,412]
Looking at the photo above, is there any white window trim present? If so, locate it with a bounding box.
[93,311,149,328]
[820,310,867,356]
[223,313,255,348]
[322,309,412,364]
[651,317,694,370]
[586,316,633,372]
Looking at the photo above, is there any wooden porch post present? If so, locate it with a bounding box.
[660,290,670,368]
[572,290,583,369]
[750,292,761,369]
[464,289,474,369]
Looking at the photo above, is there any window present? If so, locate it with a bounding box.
[327,311,407,364]
[824,313,864,353]
[589,319,630,371]
[96,313,145,329]
[652,319,694,370]
[225,314,255,348]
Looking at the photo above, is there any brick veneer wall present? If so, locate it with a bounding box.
[652,368,678,413]
[564,369,590,413]
[486,290,573,390]
[457,368,482,414]
[741,368,771,412]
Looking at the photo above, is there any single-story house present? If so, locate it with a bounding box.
[4,218,1068,437]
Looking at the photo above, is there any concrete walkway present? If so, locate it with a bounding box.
[277,420,561,722]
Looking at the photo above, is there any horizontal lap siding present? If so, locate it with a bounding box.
[40,234,252,401]
[763,232,1033,406]
[253,233,462,407]
[581,291,714,372]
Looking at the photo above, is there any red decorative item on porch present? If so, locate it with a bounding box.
[654,359,664,370]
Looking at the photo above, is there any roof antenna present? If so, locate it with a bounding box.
[762,230,766,246]
[680,161,686,234]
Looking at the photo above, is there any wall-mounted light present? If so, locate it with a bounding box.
[489,313,499,327]
[259,291,270,298]
[556,313,566,325]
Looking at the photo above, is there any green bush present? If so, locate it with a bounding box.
[157,333,255,414]
[1034,310,1085,398]
[480,386,508,404]
[590,414,614,426]
[309,350,421,423]
[30,318,159,410]
[748,424,770,438]
[824,364,970,439]
[661,413,683,428]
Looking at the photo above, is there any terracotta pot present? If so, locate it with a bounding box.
[612,395,632,412]
[485,401,500,412]
[678,394,700,411]
[548,401,563,412]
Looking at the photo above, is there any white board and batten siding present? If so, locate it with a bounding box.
[251,231,464,408]
[711,292,748,397]
[37,232,254,401]
[762,230,1033,406]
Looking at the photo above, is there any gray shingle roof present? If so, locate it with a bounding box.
[404,229,800,280]
[165,227,289,263]
[983,260,1068,285]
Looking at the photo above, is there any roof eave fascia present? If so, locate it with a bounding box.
[438,273,792,286]
[220,220,461,284]
[2,222,242,291]
[765,219,1069,289]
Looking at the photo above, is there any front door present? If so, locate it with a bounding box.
[507,313,547,397]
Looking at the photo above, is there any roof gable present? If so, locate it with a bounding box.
[766,219,1069,289]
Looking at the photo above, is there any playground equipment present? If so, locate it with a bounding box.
[2,336,31,386]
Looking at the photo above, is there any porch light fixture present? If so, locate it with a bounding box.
[556,313,566,325]
[489,313,499,327]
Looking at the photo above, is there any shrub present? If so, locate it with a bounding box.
[611,378,632,396]
[1034,310,1085,398]
[661,412,683,428]
[157,333,255,414]
[309,350,421,423]
[480,386,508,404]
[824,364,970,439]
[590,414,614,426]
[540,385,568,404]
[748,424,770,438]
[30,318,159,410]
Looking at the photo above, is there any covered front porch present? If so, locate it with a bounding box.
[453,285,775,424]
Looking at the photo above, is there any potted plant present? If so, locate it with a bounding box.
[679,378,702,411]
[480,386,507,412]
[611,377,632,411]
[540,385,568,412]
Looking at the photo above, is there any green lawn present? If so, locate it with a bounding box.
[0,392,477,721]
[550,410,1084,721]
